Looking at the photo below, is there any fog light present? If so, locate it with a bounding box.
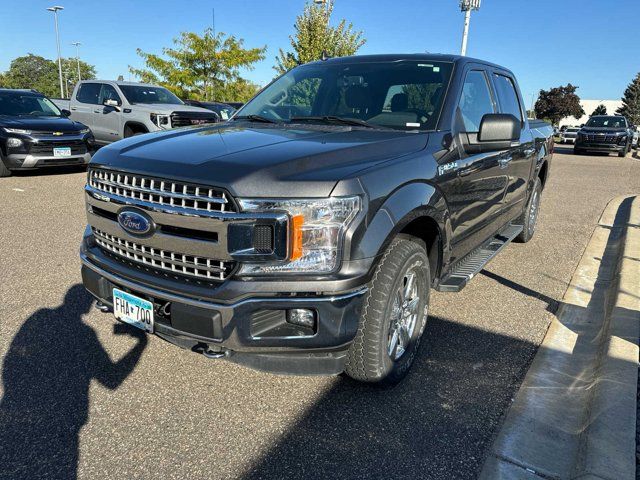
[7,138,22,148]
[286,309,316,328]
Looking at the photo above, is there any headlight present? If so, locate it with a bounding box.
[6,137,23,148]
[79,128,91,134]
[237,196,361,274]
[150,113,170,128]
[3,127,31,135]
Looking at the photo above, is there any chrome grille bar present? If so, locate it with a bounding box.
[92,228,233,281]
[89,168,231,213]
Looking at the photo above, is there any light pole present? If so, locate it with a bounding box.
[459,0,480,56]
[71,41,81,82]
[47,6,64,98]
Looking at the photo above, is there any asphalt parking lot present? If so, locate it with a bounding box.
[1,146,639,480]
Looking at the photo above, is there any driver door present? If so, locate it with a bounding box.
[92,84,122,143]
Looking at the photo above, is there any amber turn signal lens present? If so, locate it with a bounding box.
[290,214,304,261]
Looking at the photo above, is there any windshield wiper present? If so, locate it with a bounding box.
[234,114,277,124]
[290,115,378,128]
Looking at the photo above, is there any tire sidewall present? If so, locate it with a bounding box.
[377,245,430,383]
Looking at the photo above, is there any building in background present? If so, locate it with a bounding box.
[559,99,623,127]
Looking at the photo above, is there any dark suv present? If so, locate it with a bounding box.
[80,54,553,384]
[0,89,95,177]
[574,115,633,157]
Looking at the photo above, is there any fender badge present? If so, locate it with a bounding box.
[438,161,459,176]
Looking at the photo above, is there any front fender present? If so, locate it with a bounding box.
[350,182,451,262]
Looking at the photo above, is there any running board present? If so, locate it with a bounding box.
[436,224,523,292]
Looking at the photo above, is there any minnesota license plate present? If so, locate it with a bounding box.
[113,288,154,332]
[53,147,71,157]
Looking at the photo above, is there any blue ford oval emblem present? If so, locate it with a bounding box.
[117,209,153,236]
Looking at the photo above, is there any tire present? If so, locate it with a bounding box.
[618,143,629,157]
[0,153,11,177]
[515,177,542,243]
[345,237,430,385]
[124,126,146,138]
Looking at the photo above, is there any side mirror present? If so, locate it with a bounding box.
[462,113,521,153]
[103,98,121,110]
[60,109,71,117]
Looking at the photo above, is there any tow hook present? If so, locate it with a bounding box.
[193,343,230,359]
[95,301,110,312]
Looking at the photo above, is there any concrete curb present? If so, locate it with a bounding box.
[479,195,640,480]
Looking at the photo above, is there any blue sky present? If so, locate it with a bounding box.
[1,0,639,106]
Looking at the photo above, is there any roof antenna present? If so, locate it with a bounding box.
[321,50,329,61]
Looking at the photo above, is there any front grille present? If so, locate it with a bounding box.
[29,139,87,155]
[92,228,235,281]
[170,111,218,128]
[585,134,618,144]
[88,168,235,213]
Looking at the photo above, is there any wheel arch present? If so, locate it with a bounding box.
[123,121,149,137]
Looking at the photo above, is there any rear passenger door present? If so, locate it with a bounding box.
[490,71,535,220]
[72,83,101,132]
[448,68,509,260]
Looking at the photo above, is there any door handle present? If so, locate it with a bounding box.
[93,109,101,113]
[70,107,77,111]
[498,156,512,168]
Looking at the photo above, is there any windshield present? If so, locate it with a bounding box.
[585,116,626,128]
[238,60,453,131]
[0,92,62,117]
[203,103,236,120]
[119,85,183,105]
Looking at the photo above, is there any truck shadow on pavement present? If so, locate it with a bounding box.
[0,285,147,480]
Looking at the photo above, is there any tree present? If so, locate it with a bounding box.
[534,84,585,125]
[274,0,365,75]
[591,104,607,116]
[130,28,266,102]
[616,72,640,125]
[0,54,96,98]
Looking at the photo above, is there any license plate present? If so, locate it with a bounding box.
[113,288,154,332]
[53,147,71,157]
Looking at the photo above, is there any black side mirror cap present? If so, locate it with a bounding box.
[478,113,521,142]
[61,109,71,117]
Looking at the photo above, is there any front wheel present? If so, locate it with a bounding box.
[345,237,430,385]
[0,153,11,177]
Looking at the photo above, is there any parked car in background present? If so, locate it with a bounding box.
[0,88,95,177]
[52,81,219,145]
[631,126,638,150]
[559,127,580,144]
[574,115,633,157]
[183,100,236,121]
[80,54,553,384]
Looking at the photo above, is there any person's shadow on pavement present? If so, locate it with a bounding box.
[0,285,147,480]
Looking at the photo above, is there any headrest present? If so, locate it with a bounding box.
[391,93,408,112]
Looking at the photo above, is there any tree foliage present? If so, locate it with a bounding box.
[591,104,607,116]
[534,84,585,125]
[130,28,265,102]
[275,0,365,75]
[616,72,640,125]
[0,54,96,98]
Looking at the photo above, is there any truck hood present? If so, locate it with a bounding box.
[91,122,429,197]
[128,103,214,114]
[0,115,86,132]
[581,127,627,134]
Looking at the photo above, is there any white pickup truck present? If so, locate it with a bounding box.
[53,81,219,145]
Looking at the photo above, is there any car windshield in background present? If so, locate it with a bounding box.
[237,60,454,131]
[202,103,236,120]
[0,92,62,117]
[585,116,627,128]
[119,85,184,105]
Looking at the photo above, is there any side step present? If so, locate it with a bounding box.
[436,224,523,292]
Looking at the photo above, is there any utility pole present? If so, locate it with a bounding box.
[459,0,480,56]
[47,6,65,98]
[71,41,82,81]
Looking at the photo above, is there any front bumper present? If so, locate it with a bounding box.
[5,151,92,169]
[80,246,367,375]
[575,140,626,152]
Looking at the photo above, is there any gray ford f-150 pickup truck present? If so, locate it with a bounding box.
[54,81,219,145]
[80,54,553,384]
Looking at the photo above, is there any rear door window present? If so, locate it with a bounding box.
[76,83,101,104]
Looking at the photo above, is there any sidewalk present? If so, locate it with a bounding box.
[480,195,640,480]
